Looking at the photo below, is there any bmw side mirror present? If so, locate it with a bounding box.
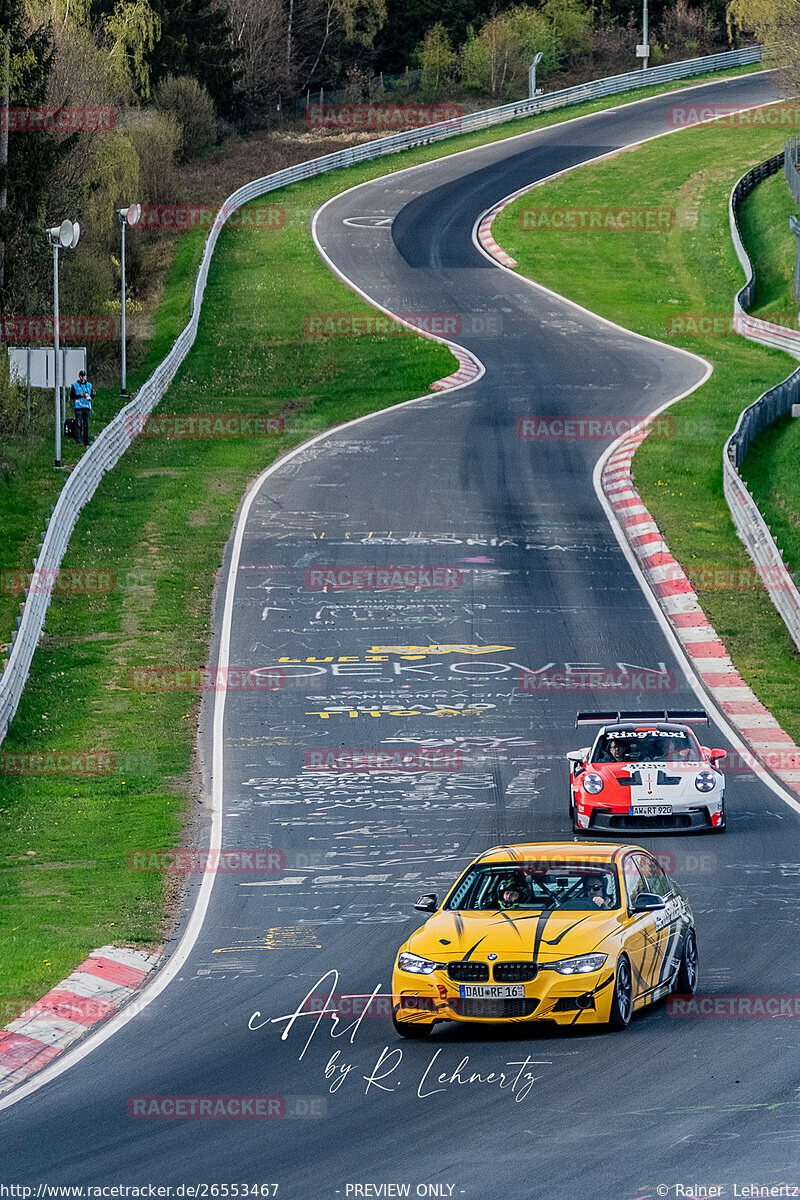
[414,893,438,913]
[633,892,666,913]
[566,750,585,763]
[709,749,727,763]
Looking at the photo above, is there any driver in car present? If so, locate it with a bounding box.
[582,875,613,909]
[498,877,526,910]
[604,736,628,762]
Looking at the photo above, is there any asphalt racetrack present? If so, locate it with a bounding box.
[4,69,798,1199]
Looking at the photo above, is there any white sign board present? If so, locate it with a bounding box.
[636,44,650,57]
[8,347,87,388]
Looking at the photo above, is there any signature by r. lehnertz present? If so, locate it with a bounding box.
[248,969,550,1102]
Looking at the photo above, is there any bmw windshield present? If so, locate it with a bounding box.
[444,862,621,912]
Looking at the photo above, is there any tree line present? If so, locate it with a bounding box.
[0,0,783,334]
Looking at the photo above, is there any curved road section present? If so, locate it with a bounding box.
[3,71,796,1197]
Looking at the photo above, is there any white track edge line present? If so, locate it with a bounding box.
[0,70,777,1111]
[593,423,800,817]
[465,96,800,815]
[0,373,496,1114]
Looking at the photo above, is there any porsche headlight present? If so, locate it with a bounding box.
[544,953,608,975]
[695,771,716,793]
[583,773,604,795]
[397,952,444,975]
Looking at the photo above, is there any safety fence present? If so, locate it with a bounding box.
[0,42,770,742]
[786,136,800,206]
[724,153,800,651]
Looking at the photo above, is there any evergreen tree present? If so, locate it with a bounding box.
[0,0,63,311]
[147,0,239,114]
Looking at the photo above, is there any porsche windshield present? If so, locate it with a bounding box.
[594,728,697,763]
[444,863,620,912]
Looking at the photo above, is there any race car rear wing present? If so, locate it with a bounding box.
[574,709,709,727]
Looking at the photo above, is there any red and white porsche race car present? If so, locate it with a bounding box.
[567,710,727,835]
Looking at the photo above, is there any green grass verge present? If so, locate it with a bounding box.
[493,104,800,740]
[0,59,773,1005]
[738,169,799,315]
[0,60,769,662]
[735,170,800,623]
[0,231,206,683]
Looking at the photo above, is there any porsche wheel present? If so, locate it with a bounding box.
[608,955,633,1031]
[674,928,698,995]
[392,1013,434,1039]
[570,792,581,834]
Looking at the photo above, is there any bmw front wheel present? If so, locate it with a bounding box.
[608,955,633,1031]
[674,928,698,995]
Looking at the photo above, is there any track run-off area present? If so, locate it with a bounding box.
[4,69,800,1199]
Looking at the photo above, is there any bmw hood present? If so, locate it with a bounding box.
[406,908,624,963]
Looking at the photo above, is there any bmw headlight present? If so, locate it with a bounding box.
[695,771,716,793]
[583,773,604,795]
[545,953,608,975]
[397,952,444,975]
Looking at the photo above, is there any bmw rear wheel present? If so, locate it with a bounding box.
[608,955,633,1031]
[674,928,698,995]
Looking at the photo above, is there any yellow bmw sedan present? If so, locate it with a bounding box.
[391,841,697,1037]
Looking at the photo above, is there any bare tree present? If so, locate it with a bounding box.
[658,0,714,57]
[229,0,292,105]
[228,0,386,107]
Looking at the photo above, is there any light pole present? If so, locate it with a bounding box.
[46,218,81,469]
[117,203,141,397]
[528,52,543,100]
[637,0,650,70]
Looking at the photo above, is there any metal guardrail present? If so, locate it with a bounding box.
[724,155,800,652]
[0,42,769,743]
[786,136,800,206]
[728,150,800,406]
